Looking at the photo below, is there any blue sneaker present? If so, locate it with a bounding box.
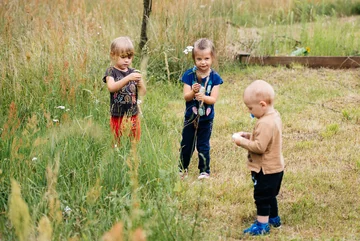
[269,216,281,228]
[243,220,270,236]
[179,169,188,180]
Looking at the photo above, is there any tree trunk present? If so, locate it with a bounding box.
[139,0,152,53]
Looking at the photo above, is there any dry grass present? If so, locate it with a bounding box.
[171,66,360,240]
[1,0,360,240]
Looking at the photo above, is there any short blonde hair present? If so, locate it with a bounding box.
[244,80,275,105]
[110,36,135,60]
[192,38,216,61]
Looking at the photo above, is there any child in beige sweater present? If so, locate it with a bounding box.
[233,80,284,236]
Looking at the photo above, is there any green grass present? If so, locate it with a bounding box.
[1,0,360,240]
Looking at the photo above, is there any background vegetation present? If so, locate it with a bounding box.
[0,0,360,240]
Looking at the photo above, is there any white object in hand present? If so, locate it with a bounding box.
[199,86,205,94]
[232,133,241,140]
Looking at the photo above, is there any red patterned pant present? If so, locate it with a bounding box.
[110,115,141,143]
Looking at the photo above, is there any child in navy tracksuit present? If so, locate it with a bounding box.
[179,38,223,180]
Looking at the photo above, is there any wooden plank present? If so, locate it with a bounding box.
[238,55,360,69]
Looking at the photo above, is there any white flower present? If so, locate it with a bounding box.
[32,157,38,161]
[183,46,194,55]
[55,106,65,110]
[137,100,142,105]
[64,206,72,215]
[53,119,59,122]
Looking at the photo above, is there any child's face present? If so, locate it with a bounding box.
[243,95,266,119]
[114,53,133,71]
[194,48,213,73]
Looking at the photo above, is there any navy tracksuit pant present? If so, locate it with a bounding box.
[251,169,284,217]
[179,117,213,174]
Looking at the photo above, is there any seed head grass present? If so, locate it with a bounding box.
[37,215,53,241]
[8,179,32,241]
[1,0,360,240]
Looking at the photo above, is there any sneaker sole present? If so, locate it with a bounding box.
[198,176,210,180]
[270,225,281,229]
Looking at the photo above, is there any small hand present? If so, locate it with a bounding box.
[232,132,250,146]
[232,135,245,146]
[129,73,142,82]
[137,78,144,87]
[239,132,250,139]
[192,83,201,93]
[195,92,205,101]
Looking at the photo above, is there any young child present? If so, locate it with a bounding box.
[102,36,146,143]
[232,80,284,236]
[179,38,223,180]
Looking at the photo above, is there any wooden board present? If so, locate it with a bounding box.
[238,55,360,69]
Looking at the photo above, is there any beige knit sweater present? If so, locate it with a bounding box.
[239,110,285,174]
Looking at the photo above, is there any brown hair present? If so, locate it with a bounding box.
[110,36,135,61]
[192,38,216,62]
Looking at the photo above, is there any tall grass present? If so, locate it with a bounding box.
[1,0,360,240]
[250,14,360,56]
[0,83,191,239]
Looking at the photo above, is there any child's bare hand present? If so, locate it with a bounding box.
[232,132,241,144]
[239,132,250,139]
[195,92,205,101]
[233,132,250,146]
[129,73,142,82]
[232,135,245,146]
[192,83,201,93]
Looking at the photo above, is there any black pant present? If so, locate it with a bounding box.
[179,117,213,174]
[251,170,284,217]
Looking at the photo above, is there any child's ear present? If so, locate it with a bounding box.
[259,100,267,107]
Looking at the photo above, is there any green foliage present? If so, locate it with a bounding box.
[321,123,339,138]
[291,0,360,21]
[295,140,315,150]
[342,110,351,120]
[351,2,360,14]
[1,0,360,240]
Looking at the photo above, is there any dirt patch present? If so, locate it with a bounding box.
[325,94,360,111]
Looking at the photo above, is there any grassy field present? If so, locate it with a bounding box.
[175,66,360,240]
[1,0,360,240]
